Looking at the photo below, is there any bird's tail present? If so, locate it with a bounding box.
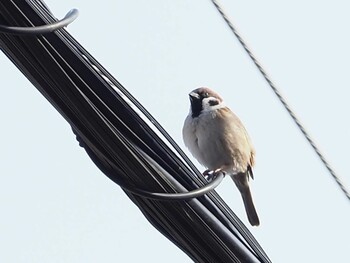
[232,173,260,226]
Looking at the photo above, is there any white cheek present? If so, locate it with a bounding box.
[202,97,226,111]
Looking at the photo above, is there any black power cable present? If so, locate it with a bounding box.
[0,3,225,201]
[0,1,272,262]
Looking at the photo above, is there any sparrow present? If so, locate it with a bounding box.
[182,87,259,226]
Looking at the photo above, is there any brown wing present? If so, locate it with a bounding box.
[216,107,255,177]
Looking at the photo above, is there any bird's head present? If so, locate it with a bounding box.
[188,87,225,117]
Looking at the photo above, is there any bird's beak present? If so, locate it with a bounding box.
[189,92,200,100]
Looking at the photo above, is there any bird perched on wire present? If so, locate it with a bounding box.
[182,87,259,226]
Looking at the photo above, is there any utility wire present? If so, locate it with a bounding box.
[210,0,350,201]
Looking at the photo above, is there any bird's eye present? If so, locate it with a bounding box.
[204,92,209,97]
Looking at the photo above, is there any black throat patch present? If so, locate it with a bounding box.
[190,97,203,118]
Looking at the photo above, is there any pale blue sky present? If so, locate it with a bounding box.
[1,1,349,262]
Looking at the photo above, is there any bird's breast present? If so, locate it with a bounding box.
[183,109,254,173]
[183,111,230,170]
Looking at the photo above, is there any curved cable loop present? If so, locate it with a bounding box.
[0,8,78,35]
[118,144,225,200]
[119,172,224,200]
[211,0,350,200]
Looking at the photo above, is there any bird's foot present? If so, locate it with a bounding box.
[203,169,215,181]
[203,169,226,181]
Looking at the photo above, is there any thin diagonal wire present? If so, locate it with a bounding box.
[211,0,350,200]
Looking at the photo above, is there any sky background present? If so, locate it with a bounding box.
[1,1,350,262]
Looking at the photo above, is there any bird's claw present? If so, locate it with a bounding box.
[203,169,214,181]
[203,169,225,181]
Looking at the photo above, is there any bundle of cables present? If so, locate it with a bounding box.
[0,1,271,262]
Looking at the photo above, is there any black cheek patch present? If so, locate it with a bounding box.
[209,100,219,106]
